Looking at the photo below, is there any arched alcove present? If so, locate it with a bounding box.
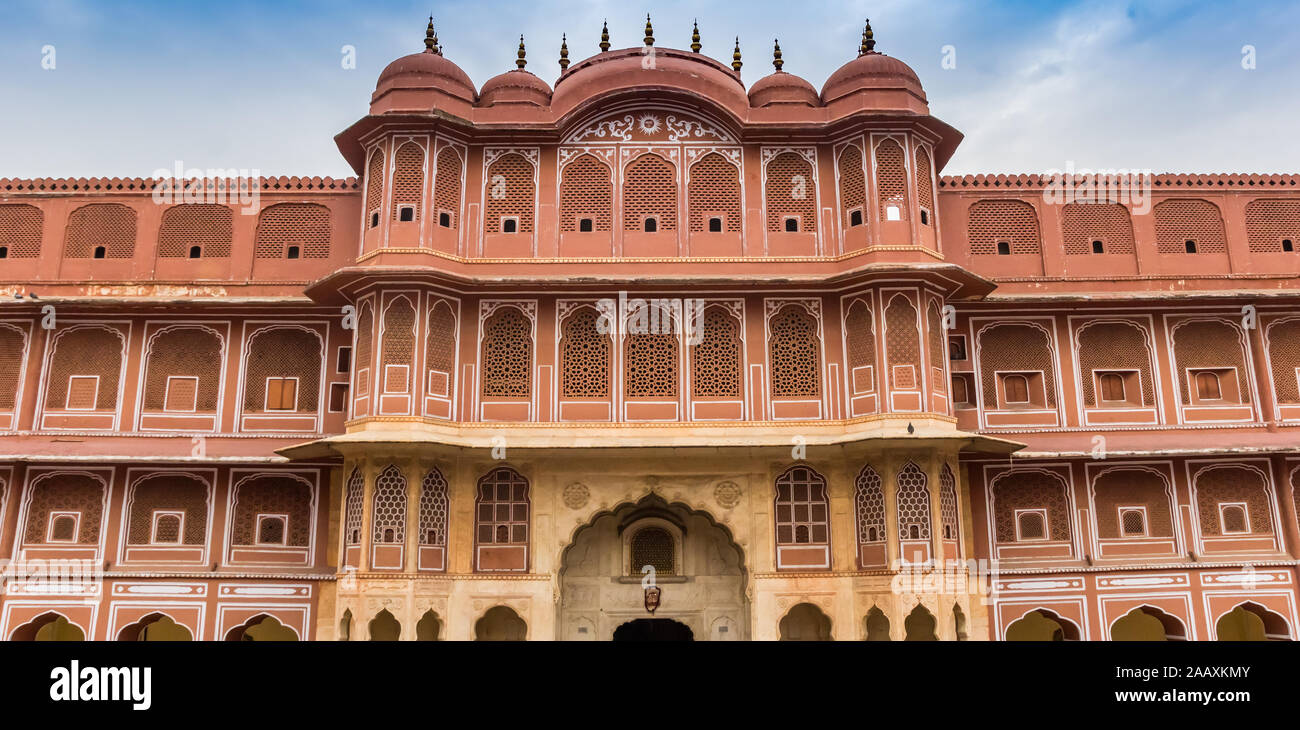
[1005,609,1081,641]
[118,613,192,641]
[864,606,891,641]
[1216,603,1291,641]
[416,610,442,641]
[904,605,938,641]
[779,603,831,641]
[475,606,526,641]
[1110,606,1187,641]
[368,609,401,641]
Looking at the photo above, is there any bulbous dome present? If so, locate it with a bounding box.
[748,71,819,108]
[551,47,748,120]
[479,69,553,107]
[370,21,478,115]
[820,51,926,111]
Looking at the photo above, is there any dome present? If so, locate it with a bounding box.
[370,22,478,114]
[820,51,926,108]
[479,69,552,107]
[748,71,819,108]
[551,46,748,121]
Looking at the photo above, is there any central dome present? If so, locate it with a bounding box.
[551,46,748,120]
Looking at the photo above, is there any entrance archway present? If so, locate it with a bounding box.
[1216,603,1291,641]
[475,606,526,641]
[613,618,694,641]
[1006,609,1081,641]
[11,613,85,641]
[559,495,747,641]
[118,613,192,641]
[779,603,831,641]
[1110,606,1186,641]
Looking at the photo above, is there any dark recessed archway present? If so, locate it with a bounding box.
[613,618,694,641]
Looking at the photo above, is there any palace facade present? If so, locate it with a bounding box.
[0,18,1298,641]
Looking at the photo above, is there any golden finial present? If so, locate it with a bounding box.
[690,19,701,52]
[732,37,742,72]
[559,34,570,71]
[599,20,610,52]
[424,16,441,55]
[773,39,783,71]
[860,18,876,55]
[516,35,527,69]
[644,14,654,46]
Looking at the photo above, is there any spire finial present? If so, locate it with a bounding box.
[731,37,742,72]
[599,20,610,52]
[559,34,570,71]
[690,19,701,53]
[516,35,527,69]
[424,16,441,55]
[773,39,783,71]
[644,14,654,46]
[860,18,876,55]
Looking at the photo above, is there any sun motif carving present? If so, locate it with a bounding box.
[562,482,590,510]
[637,114,662,135]
[714,481,742,509]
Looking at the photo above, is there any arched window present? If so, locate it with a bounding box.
[475,467,529,572]
[688,153,741,233]
[778,603,831,641]
[142,327,223,413]
[419,468,449,546]
[480,306,532,398]
[425,299,457,400]
[45,325,125,412]
[844,300,876,395]
[914,146,935,216]
[837,145,866,227]
[939,464,959,541]
[926,301,946,393]
[65,203,136,259]
[242,327,322,413]
[690,305,742,399]
[1171,319,1248,405]
[1017,511,1046,540]
[0,204,43,258]
[1076,320,1155,407]
[484,152,535,234]
[623,154,677,232]
[391,142,425,221]
[1092,468,1174,539]
[1196,371,1221,400]
[365,148,386,225]
[768,304,821,398]
[884,294,920,390]
[559,154,612,232]
[230,475,313,548]
[765,151,817,233]
[24,473,106,546]
[126,473,209,546]
[629,526,675,575]
[1153,199,1226,254]
[372,465,406,544]
[968,200,1041,256]
[977,323,1057,409]
[1061,203,1134,255]
[624,307,678,398]
[1003,374,1030,403]
[354,302,374,398]
[991,470,1072,544]
[158,204,233,258]
[560,307,610,398]
[875,138,908,221]
[774,466,829,549]
[896,462,931,541]
[854,464,886,546]
[380,297,416,395]
[433,146,463,229]
[255,203,331,259]
[344,468,363,545]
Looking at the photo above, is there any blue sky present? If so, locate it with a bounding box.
[1,0,1297,177]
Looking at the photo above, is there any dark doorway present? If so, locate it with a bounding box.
[613,618,693,642]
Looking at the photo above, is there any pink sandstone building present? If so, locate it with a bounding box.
[0,18,1297,641]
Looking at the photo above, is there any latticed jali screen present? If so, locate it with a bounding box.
[344,468,363,545]
[46,326,124,410]
[425,300,457,396]
[476,467,529,545]
[231,475,312,546]
[967,200,1041,255]
[241,328,322,412]
[371,465,406,542]
[1245,199,1300,252]
[926,302,946,393]
[854,464,885,543]
[1268,318,1300,403]
[875,139,909,221]
[0,204,43,258]
[157,204,233,257]
[1171,319,1248,404]
[1153,199,1226,253]
[391,142,425,220]
[837,145,866,223]
[143,327,223,412]
[24,474,104,544]
[992,471,1071,542]
[767,305,821,398]
[1061,203,1135,255]
[127,474,209,545]
[884,294,920,389]
[354,304,374,395]
[0,325,26,410]
[381,299,416,393]
[480,307,532,398]
[774,466,829,545]
[622,155,678,231]
[690,306,741,398]
[914,147,935,212]
[939,464,959,540]
[1195,466,1272,536]
[64,203,136,258]
[559,155,612,232]
[1092,469,1173,538]
[1076,321,1155,406]
[365,149,385,214]
[687,153,741,232]
[254,204,331,258]
[559,308,610,398]
[630,527,675,574]
[483,153,535,234]
[978,323,1057,407]
[844,300,875,389]
[896,463,932,540]
[419,468,449,546]
[765,152,816,232]
[433,147,463,228]
[624,332,678,398]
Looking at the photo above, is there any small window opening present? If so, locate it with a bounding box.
[849,209,863,227]
[286,245,300,259]
[398,206,414,222]
[188,245,202,259]
[784,217,799,232]
[643,217,658,233]
[370,212,379,228]
[0,246,9,258]
[93,245,107,259]
[708,217,723,232]
[502,218,518,234]
[438,211,451,228]
[1091,239,1105,254]
[578,217,593,233]
[920,209,930,225]
[995,241,1011,255]
[1283,238,1294,252]
[1184,239,1197,253]
[885,205,901,221]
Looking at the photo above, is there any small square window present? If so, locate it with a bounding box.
[256,515,288,545]
[948,335,967,361]
[1219,503,1249,535]
[93,245,107,259]
[398,206,415,222]
[501,218,518,234]
[996,241,1011,255]
[1283,238,1294,252]
[708,216,723,232]
[438,211,452,228]
[849,209,863,227]
[370,211,380,228]
[885,205,901,221]
[643,217,658,233]
[188,245,202,258]
[1184,239,1197,253]
[1091,239,1104,254]
[920,209,930,226]
[1016,510,1047,541]
[783,217,799,232]
[578,217,593,232]
[266,377,298,411]
[0,246,9,259]
[48,513,79,543]
[286,245,300,259]
[336,346,352,374]
[1119,508,1147,537]
[328,382,349,412]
